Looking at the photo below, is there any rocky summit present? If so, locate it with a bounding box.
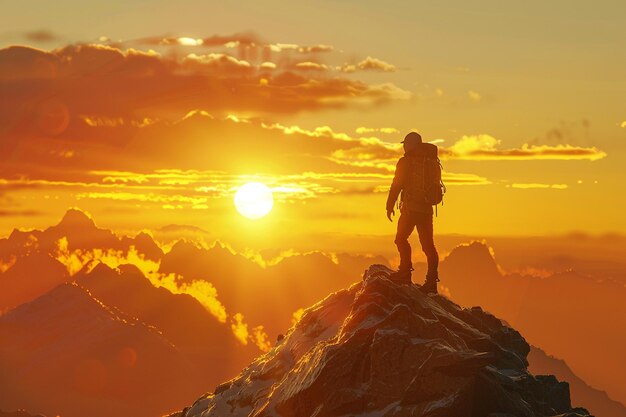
[181,265,591,417]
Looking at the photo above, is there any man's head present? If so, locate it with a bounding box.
[402,131,422,152]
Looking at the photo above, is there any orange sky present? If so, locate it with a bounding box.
[1,1,625,242]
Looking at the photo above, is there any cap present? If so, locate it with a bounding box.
[401,132,422,144]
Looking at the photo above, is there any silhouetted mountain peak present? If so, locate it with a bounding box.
[168,239,204,256]
[7,227,40,243]
[134,231,158,248]
[57,208,97,230]
[1,282,117,327]
[116,262,140,274]
[135,231,153,240]
[0,281,196,417]
[124,231,163,260]
[443,241,501,277]
[208,240,237,257]
[85,260,116,276]
[182,265,590,417]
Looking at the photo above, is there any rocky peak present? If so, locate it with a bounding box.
[182,264,590,417]
[56,208,97,230]
[442,241,501,278]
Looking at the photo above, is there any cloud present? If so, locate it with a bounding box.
[54,238,229,321]
[357,56,396,72]
[0,99,603,214]
[291,308,305,326]
[76,191,209,207]
[136,33,260,47]
[132,33,334,56]
[0,209,44,217]
[446,134,499,156]
[22,29,61,43]
[154,274,229,322]
[182,53,253,73]
[355,127,400,135]
[441,172,491,185]
[339,56,397,73]
[0,42,410,154]
[298,44,334,53]
[176,37,204,46]
[468,90,482,102]
[1,113,383,201]
[250,325,272,352]
[440,134,606,161]
[510,183,568,189]
[229,312,270,350]
[230,313,249,345]
[292,61,328,71]
[525,119,594,149]
[260,61,277,69]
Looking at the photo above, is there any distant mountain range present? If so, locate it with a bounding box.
[529,346,626,417]
[434,241,626,409]
[0,209,623,417]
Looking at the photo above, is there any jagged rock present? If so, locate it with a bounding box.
[183,265,591,417]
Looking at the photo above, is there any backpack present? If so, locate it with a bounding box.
[401,143,446,212]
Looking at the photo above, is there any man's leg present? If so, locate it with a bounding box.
[394,211,416,271]
[415,212,439,278]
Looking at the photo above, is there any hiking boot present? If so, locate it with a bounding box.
[389,268,413,285]
[419,274,440,294]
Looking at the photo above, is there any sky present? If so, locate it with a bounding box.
[1,0,625,244]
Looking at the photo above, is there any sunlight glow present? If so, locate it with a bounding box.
[234,182,274,219]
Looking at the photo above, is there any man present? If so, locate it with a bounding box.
[386,132,440,293]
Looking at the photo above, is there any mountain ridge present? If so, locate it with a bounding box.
[0,209,622,416]
[0,282,200,417]
[179,265,590,417]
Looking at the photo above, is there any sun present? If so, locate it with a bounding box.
[234,182,274,219]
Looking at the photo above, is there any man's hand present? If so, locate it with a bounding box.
[387,208,395,222]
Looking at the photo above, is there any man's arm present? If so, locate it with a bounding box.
[386,157,406,221]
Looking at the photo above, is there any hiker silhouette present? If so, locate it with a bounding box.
[386,132,442,293]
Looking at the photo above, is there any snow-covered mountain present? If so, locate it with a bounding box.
[178,265,590,417]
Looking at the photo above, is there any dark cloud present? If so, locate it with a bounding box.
[0,209,44,217]
[22,29,61,43]
[528,119,594,147]
[0,43,410,160]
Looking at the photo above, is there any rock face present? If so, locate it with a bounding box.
[184,265,590,417]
